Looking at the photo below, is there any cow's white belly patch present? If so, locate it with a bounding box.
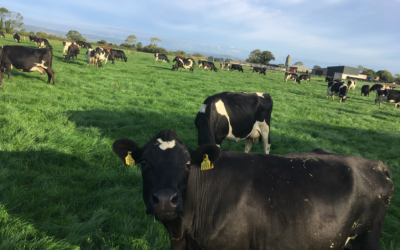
[157,138,175,150]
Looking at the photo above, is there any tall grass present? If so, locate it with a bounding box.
[0,36,399,249]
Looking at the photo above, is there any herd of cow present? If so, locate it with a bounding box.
[0,33,396,249]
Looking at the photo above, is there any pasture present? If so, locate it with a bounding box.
[0,36,399,249]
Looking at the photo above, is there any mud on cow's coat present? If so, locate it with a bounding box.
[112,129,394,250]
[195,92,273,154]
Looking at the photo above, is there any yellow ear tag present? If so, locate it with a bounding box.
[125,151,135,167]
[201,154,214,171]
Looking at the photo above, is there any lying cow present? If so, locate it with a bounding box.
[195,92,272,154]
[299,74,311,83]
[172,58,195,72]
[155,53,170,63]
[361,85,370,97]
[112,129,393,250]
[64,44,80,61]
[37,38,52,50]
[230,64,243,73]
[201,61,217,72]
[283,72,300,83]
[252,67,266,75]
[326,81,349,102]
[220,63,230,70]
[111,49,127,62]
[13,33,21,43]
[375,89,400,107]
[0,31,5,38]
[0,45,56,86]
[347,80,357,90]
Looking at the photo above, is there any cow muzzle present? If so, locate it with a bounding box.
[151,189,181,221]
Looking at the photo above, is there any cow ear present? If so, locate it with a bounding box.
[112,139,143,166]
[191,144,221,169]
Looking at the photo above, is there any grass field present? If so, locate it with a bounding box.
[0,36,399,249]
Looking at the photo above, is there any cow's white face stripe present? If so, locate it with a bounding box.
[199,104,207,113]
[157,138,175,150]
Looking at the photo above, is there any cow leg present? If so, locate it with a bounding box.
[5,63,11,80]
[45,68,56,84]
[259,122,271,154]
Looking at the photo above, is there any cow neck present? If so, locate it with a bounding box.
[162,216,187,249]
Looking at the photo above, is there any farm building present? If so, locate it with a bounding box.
[313,68,328,76]
[327,66,367,80]
[290,65,310,73]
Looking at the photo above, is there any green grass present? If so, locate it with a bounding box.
[0,36,399,249]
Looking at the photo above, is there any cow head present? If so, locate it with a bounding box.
[112,129,221,222]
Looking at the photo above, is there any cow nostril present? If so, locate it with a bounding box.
[152,194,159,206]
[170,193,178,207]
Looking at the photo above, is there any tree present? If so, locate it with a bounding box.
[125,35,137,45]
[19,28,27,35]
[66,30,85,41]
[246,49,261,63]
[285,55,291,71]
[313,65,321,69]
[150,37,162,46]
[136,42,143,49]
[395,74,400,83]
[358,65,364,73]
[0,7,9,30]
[97,40,107,45]
[294,61,303,66]
[256,51,275,64]
[362,68,376,78]
[28,31,34,35]
[376,70,395,82]
[4,11,23,33]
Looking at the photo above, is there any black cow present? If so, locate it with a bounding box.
[201,61,217,72]
[375,89,400,107]
[29,35,39,44]
[112,129,394,250]
[0,31,5,38]
[230,64,243,72]
[0,46,55,86]
[154,53,170,63]
[195,92,272,154]
[361,85,370,97]
[299,74,311,83]
[64,44,80,61]
[283,72,300,83]
[325,76,333,82]
[37,38,52,50]
[75,41,86,48]
[172,58,195,73]
[326,81,349,102]
[13,33,21,43]
[111,49,127,62]
[252,67,266,75]
[82,42,92,49]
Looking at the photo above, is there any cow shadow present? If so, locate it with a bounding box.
[329,108,364,116]
[6,70,47,83]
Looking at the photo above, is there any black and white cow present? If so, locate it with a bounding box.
[172,58,195,73]
[299,74,311,83]
[0,31,5,38]
[29,35,38,44]
[86,47,109,67]
[111,49,127,62]
[201,61,217,72]
[64,44,80,61]
[252,67,266,75]
[112,129,394,250]
[370,84,393,92]
[82,42,92,49]
[220,63,230,70]
[0,46,55,86]
[326,81,350,102]
[347,80,357,90]
[154,53,170,63]
[13,33,21,43]
[361,85,371,97]
[375,89,400,107]
[37,38,52,50]
[63,42,74,53]
[283,72,300,83]
[230,64,243,73]
[198,60,203,68]
[195,92,273,154]
[75,41,86,48]
[325,76,333,82]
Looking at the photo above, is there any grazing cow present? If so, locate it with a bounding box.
[230,64,243,73]
[326,81,350,102]
[361,85,371,97]
[325,76,334,82]
[283,72,300,83]
[0,31,5,38]
[172,58,195,72]
[0,46,55,86]
[375,89,400,107]
[37,38,52,50]
[101,46,114,64]
[347,80,357,90]
[29,35,38,44]
[82,42,92,49]
[75,41,86,48]
[173,56,185,62]
[154,53,170,63]
[252,67,266,75]
[195,92,272,154]
[299,74,311,83]
[86,47,109,67]
[220,63,230,70]
[13,33,21,43]
[111,49,127,62]
[201,61,217,72]
[198,60,203,68]
[112,129,393,250]
[64,44,80,61]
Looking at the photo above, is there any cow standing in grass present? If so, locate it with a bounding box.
[299,74,311,83]
[13,33,21,43]
[326,81,349,102]
[220,63,230,70]
[0,31,5,38]
[172,58,195,72]
[361,85,370,97]
[37,38,52,50]
[283,72,300,83]
[252,67,266,75]
[201,61,218,72]
[155,53,170,63]
[347,80,357,90]
[230,64,243,72]
[64,44,80,61]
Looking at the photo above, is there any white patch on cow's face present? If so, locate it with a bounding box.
[255,92,264,98]
[157,138,175,150]
[199,104,207,113]
[35,60,48,69]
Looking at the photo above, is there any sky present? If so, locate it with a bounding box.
[4,0,400,75]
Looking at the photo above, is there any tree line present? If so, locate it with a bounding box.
[0,7,23,33]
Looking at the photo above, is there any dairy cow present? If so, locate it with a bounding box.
[201,61,217,72]
[195,92,273,154]
[347,80,357,90]
[86,47,109,67]
[111,49,127,62]
[37,38,52,49]
[13,33,21,43]
[220,63,230,70]
[112,129,393,250]
[230,64,243,72]
[326,81,350,102]
[172,58,195,72]
[375,89,400,107]
[154,53,170,63]
[299,74,311,83]
[361,85,371,97]
[29,35,39,44]
[283,72,300,83]
[252,67,266,75]
[0,46,55,87]
[63,42,73,53]
[64,44,80,61]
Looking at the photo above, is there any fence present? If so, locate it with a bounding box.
[206,58,285,71]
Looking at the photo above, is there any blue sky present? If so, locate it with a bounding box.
[5,0,400,75]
